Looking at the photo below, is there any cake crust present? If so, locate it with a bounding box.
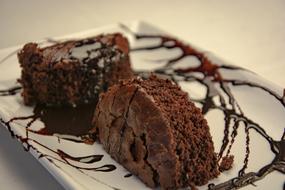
[92,75,219,189]
[18,33,133,106]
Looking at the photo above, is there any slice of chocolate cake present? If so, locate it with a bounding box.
[18,33,133,106]
[91,75,219,189]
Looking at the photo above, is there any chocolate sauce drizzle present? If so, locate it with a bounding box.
[124,173,133,178]
[0,116,116,171]
[0,91,120,188]
[0,39,123,189]
[120,24,285,189]
[0,26,284,189]
[0,86,22,96]
[0,107,117,170]
[0,111,120,189]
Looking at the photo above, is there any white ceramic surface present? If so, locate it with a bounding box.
[0,22,284,190]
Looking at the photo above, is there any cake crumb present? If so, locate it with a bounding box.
[219,155,234,172]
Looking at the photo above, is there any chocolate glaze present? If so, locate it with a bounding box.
[120,24,285,189]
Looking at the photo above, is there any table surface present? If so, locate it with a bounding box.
[0,0,284,189]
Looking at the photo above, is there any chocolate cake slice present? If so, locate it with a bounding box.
[91,75,219,189]
[18,33,133,106]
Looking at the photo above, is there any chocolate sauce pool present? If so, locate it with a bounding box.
[0,99,96,138]
[33,103,96,136]
[0,25,284,189]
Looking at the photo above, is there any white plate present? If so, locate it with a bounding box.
[0,21,284,190]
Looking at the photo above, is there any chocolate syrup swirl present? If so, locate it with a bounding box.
[124,173,133,178]
[0,26,284,189]
[0,117,116,168]
[120,24,285,189]
[57,148,116,172]
[0,94,122,188]
[0,38,123,189]
[0,114,119,189]
[0,86,21,96]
